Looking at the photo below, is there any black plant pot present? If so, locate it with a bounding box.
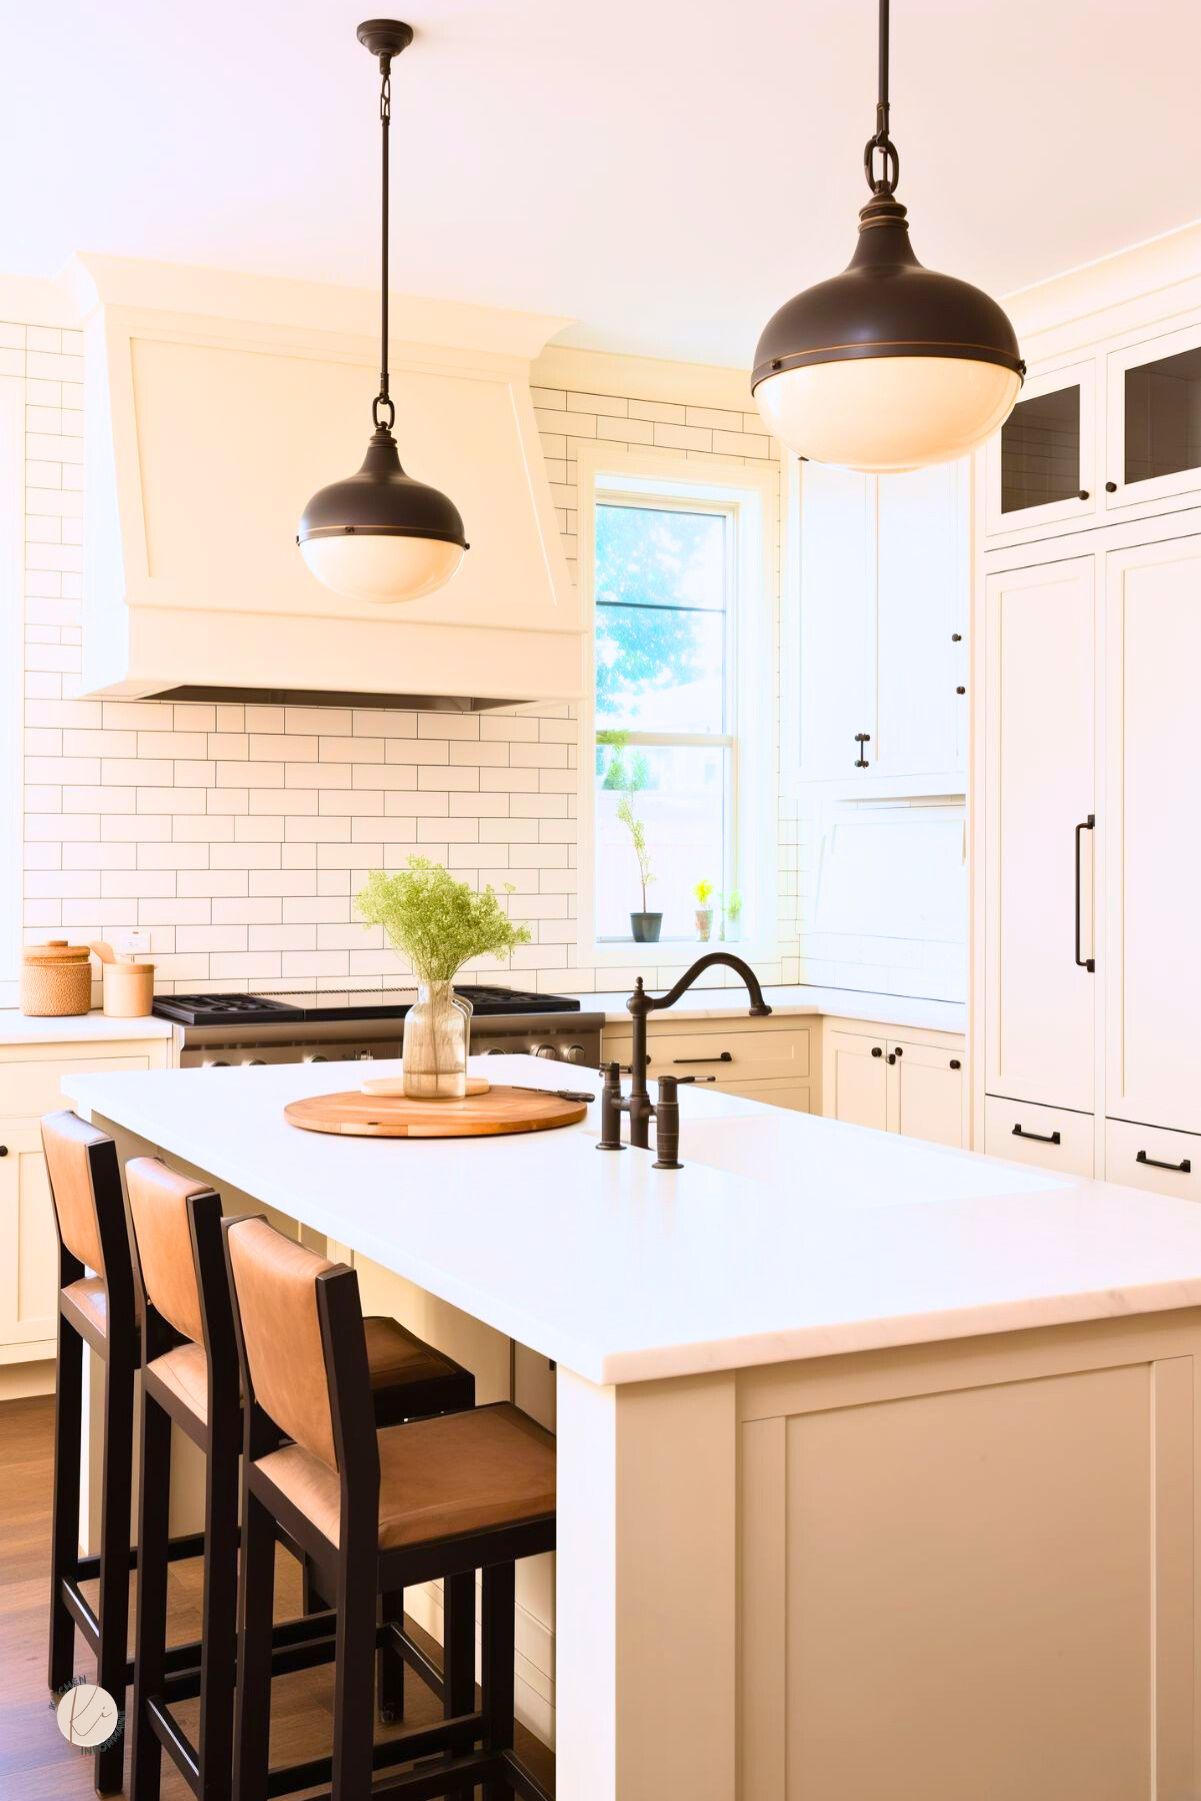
[630,912,662,943]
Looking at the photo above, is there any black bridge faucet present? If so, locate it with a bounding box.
[597,952,772,1167]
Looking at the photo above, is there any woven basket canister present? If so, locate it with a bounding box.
[21,941,93,1017]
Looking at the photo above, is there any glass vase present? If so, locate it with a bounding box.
[402,981,472,1100]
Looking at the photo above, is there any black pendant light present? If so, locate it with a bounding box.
[752,0,1024,472]
[298,20,468,603]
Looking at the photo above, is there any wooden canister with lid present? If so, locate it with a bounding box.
[20,941,93,1016]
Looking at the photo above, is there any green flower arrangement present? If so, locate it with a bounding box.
[355,859,532,983]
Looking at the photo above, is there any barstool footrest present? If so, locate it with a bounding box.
[74,1527,207,1584]
[264,1710,487,1798]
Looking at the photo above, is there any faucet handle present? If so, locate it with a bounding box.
[652,1074,683,1171]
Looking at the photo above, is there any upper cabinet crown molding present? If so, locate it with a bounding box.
[73,257,583,707]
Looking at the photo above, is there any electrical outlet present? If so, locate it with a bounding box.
[116,929,151,959]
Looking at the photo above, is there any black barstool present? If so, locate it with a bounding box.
[224,1214,556,1801]
[124,1158,477,1801]
[41,1110,205,1796]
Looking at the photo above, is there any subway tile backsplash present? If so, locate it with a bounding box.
[9,320,964,1005]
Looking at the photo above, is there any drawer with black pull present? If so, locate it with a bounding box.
[984,1095,1094,1176]
[1105,1118,1201,1202]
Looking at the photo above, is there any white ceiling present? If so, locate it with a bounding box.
[5,0,1199,366]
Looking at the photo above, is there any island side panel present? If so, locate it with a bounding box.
[556,1365,738,1801]
[737,1312,1201,1801]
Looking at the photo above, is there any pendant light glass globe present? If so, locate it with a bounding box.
[297,19,468,604]
[752,4,1023,472]
[299,427,467,604]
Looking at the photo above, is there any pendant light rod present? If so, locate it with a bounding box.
[378,52,393,425]
[356,19,414,430]
[865,0,899,197]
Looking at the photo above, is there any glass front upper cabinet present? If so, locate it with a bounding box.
[1107,323,1201,511]
[985,361,1096,537]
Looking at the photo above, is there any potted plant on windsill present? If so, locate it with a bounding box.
[356,859,531,1100]
[693,879,714,942]
[599,728,661,944]
[718,889,743,942]
[617,792,659,942]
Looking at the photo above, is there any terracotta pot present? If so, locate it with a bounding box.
[630,912,662,943]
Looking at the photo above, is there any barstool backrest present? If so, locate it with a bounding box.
[126,1158,211,1346]
[224,1218,340,1471]
[41,1110,111,1275]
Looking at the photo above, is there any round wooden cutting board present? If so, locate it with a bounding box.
[284,1084,588,1140]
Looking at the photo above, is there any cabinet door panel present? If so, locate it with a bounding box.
[826,1030,888,1132]
[889,1041,964,1148]
[984,558,1095,1111]
[984,361,1097,539]
[1106,321,1201,513]
[0,1121,59,1352]
[796,463,872,781]
[874,461,968,784]
[1105,534,1201,1132]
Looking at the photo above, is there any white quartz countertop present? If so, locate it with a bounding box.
[62,1054,1200,1386]
[576,984,966,1035]
[0,1008,174,1047]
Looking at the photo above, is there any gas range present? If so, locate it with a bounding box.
[158,987,604,1071]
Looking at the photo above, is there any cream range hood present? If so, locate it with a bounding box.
[67,256,583,710]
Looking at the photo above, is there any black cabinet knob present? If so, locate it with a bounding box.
[0,1144,7,1157]
[951,632,962,642]
[1105,480,1118,493]
[871,1046,883,1058]
[949,1058,961,1070]
[1077,489,1090,501]
[956,685,966,695]
[893,1046,904,1057]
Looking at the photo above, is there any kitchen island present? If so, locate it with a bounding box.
[63,1054,1201,1801]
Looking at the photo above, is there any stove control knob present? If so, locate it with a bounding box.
[534,1044,561,1060]
[306,1054,329,1064]
[563,1044,587,1064]
[482,1048,506,1056]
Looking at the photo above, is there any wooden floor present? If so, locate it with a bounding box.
[0,1394,554,1799]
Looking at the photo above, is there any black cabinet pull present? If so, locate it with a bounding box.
[956,685,967,695]
[1136,1149,1192,1175]
[672,1052,733,1065]
[1077,489,1090,501]
[871,1046,883,1058]
[951,632,962,642]
[886,1052,897,1064]
[1074,815,1096,972]
[853,731,871,769]
[949,1058,961,1070]
[1105,480,1117,493]
[1012,1123,1061,1145]
[893,1046,904,1057]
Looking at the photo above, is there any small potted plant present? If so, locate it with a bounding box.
[599,728,661,943]
[694,879,714,942]
[718,889,743,941]
[617,792,660,942]
[356,859,531,1099]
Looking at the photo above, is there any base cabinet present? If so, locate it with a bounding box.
[601,1016,816,1117]
[823,1023,966,1149]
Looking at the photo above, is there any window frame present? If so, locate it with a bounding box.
[0,375,23,1001]
[576,442,779,968]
